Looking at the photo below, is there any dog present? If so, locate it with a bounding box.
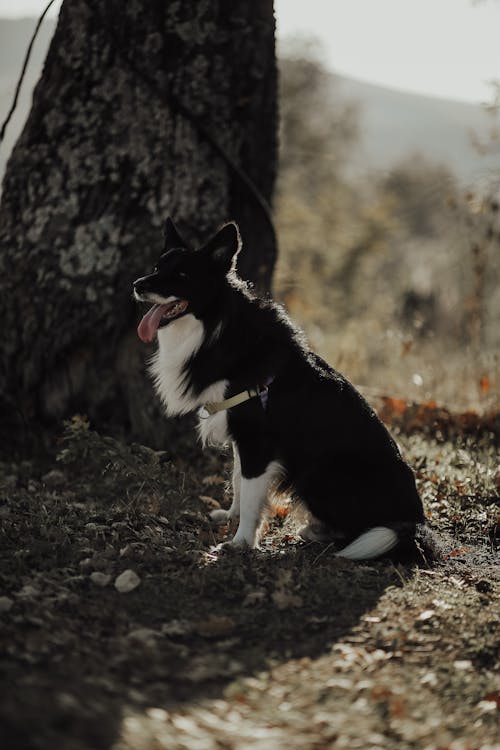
[133,218,427,560]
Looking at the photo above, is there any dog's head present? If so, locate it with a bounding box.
[134,218,241,343]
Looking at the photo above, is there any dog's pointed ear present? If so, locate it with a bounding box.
[202,222,241,273]
[163,217,187,250]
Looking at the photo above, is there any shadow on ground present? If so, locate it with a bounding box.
[2,535,408,749]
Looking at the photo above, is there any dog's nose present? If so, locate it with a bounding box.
[133,277,146,292]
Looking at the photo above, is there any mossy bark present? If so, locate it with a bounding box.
[0,0,277,451]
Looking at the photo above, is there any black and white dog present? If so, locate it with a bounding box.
[133,218,426,560]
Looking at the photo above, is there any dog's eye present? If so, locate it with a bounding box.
[153,266,158,273]
[177,271,188,280]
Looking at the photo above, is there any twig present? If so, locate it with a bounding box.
[390,561,408,586]
[312,542,336,566]
[0,0,57,145]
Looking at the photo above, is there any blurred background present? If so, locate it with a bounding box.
[1,0,499,411]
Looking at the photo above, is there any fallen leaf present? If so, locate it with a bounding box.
[479,375,491,395]
[273,504,291,519]
[371,685,392,700]
[242,590,267,607]
[382,397,407,416]
[195,615,235,638]
[389,695,407,718]
[483,691,500,707]
[272,589,303,610]
[198,495,220,510]
[400,339,413,356]
[202,475,226,486]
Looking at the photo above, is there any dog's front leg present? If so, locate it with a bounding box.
[230,460,281,548]
[210,443,241,526]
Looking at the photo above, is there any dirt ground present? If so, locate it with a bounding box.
[0,414,498,750]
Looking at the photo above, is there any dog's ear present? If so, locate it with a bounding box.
[164,217,187,250]
[202,222,241,273]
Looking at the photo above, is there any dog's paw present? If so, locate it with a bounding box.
[209,509,231,526]
[210,539,248,556]
[228,531,256,548]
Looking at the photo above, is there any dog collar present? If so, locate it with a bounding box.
[200,378,273,418]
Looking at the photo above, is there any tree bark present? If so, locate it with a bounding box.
[0,0,277,451]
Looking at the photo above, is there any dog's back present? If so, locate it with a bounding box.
[219,295,426,554]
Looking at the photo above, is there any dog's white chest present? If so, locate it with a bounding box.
[197,407,230,447]
[149,315,230,446]
[149,315,205,416]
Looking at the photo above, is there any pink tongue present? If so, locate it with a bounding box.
[137,304,169,343]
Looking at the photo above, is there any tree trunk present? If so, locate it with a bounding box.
[0,0,277,452]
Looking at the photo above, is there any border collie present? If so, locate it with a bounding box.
[133,218,427,560]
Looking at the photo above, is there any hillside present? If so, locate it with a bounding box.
[337,75,500,184]
[1,17,500,186]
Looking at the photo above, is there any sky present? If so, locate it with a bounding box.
[1,0,500,104]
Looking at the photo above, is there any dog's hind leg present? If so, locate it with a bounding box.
[229,460,282,548]
[210,443,241,526]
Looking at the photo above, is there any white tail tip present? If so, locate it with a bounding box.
[336,527,398,560]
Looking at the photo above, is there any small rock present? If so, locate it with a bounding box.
[42,469,65,487]
[57,692,79,711]
[114,569,141,593]
[162,619,193,637]
[17,584,39,598]
[128,627,158,643]
[420,671,438,687]
[453,660,472,670]
[146,707,168,721]
[90,572,111,587]
[417,609,435,621]
[0,596,13,613]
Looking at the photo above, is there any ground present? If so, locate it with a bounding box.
[0,412,498,750]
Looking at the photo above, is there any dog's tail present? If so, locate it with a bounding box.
[335,527,398,560]
[335,523,440,562]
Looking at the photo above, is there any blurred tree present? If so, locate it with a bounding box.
[278,38,359,200]
[275,39,361,311]
[379,154,457,237]
[0,0,277,451]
